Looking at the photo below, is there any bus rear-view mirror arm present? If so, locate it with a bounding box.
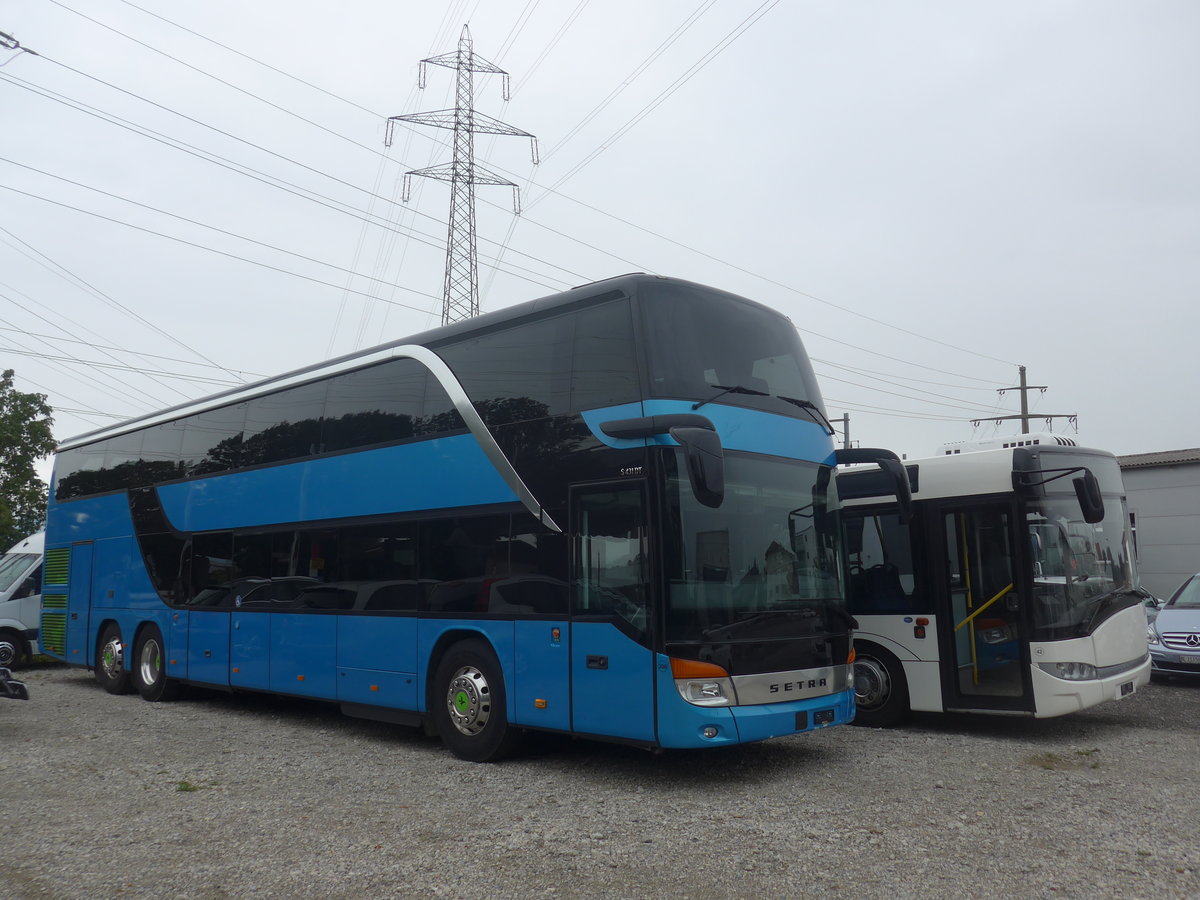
[600,414,725,508]
[835,447,913,522]
[1014,466,1105,524]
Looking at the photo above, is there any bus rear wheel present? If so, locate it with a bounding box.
[96,623,133,694]
[852,644,909,728]
[432,638,521,762]
[133,624,180,702]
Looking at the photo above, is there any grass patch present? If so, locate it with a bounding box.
[175,780,202,792]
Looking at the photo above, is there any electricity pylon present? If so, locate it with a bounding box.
[385,26,539,324]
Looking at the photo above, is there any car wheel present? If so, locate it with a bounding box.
[0,629,26,668]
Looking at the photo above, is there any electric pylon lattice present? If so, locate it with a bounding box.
[385,26,539,324]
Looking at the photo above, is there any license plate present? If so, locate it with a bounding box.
[1180,654,1200,665]
[1120,681,1135,697]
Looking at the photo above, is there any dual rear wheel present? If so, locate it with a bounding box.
[94,622,179,701]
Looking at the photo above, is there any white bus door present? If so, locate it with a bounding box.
[937,503,1033,712]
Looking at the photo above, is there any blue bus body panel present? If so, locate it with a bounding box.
[337,615,418,675]
[187,611,230,686]
[582,401,836,464]
[337,667,418,709]
[168,609,189,680]
[155,436,519,532]
[511,619,570,731]
[570,623,655,741]
[231,613,271,689]
[270,613,338,699]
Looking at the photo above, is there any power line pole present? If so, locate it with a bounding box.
[385,26,539,325]
[973,365,1077,434]
[835,413,852,450]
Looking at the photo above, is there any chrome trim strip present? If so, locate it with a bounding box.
[395,345,562,533]
[59,344,563,533]
[731,664,851,706]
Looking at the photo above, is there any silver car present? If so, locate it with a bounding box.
[1148,573,1200,680]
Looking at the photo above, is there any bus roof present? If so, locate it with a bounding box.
[57,274,787,452]
[839,444,1119,505]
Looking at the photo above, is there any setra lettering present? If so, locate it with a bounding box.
[768,677,828,693]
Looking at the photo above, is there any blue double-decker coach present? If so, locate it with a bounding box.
[41,274,904,761]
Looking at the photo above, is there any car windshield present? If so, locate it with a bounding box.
[0,553,38,593]
[1167,575,1200,609]
[662,451,844,642]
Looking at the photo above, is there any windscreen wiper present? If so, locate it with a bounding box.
[692,383,769,411]
[776,395,836,436]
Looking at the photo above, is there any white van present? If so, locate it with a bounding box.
[0,531,44,667]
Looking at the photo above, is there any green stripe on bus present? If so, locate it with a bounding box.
[43,548,71,585]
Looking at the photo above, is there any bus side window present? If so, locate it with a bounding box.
[846,511,919,614]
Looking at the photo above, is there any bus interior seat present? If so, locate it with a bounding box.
[852,563,908,612]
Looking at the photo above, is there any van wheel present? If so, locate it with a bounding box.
[95,623,133,694]
[432,638,522,762]
[0,629,26,668]
[852,644,910,728]
[0,630,25,668]
[133,625,180,701]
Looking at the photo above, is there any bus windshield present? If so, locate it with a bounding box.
[663,452,843,643]
[638,281,825,418]
[1027,490,1138,640]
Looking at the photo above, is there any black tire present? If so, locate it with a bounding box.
[431,638,522,762]
[851,643,910,728]
[0,629,26,668]
[95,623,134,694]
[133,624,180,702]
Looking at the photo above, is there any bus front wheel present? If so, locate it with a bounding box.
[133,624,180,702]
[95,623,133,695]
[432,638,522,762]
[852,644,909,728]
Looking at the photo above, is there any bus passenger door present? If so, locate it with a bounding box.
[569,483,656,743]
[937,503,1032,712]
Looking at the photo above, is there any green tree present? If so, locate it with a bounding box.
[0,369,55,548]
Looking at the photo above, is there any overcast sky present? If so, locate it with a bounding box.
[3,1,1198,472]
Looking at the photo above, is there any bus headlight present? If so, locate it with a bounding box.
[678,678,737,707]
[670,657,738,707]
[1036,661,1097,681]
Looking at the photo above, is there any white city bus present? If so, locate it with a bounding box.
[837,443,1150,726]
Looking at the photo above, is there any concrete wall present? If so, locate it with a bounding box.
[1121,461,1200,600]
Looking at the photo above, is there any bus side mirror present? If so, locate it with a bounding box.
[1074,470,1105,524]
[835,447,913,522]
[670,425,725,508]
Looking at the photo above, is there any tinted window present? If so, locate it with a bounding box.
[844,511,919,614]
[242,381,327,466]
[638,281,823,415]
[419,373,466,435]
[140,423,186,483]
[571,300,640,410]
[54,440,110,500]
[182,404,246,476]
[324,360,425,451]
[437,315,574,423]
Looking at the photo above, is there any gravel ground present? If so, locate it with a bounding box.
[2,662,1198,900]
